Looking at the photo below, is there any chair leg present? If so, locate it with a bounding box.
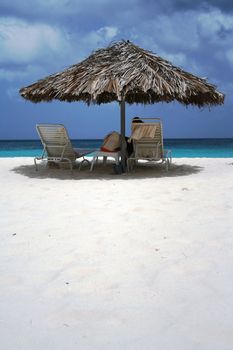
[90,156,97,171]
[68,160,73,171]
[127,159,133,172]
[34,158,38,171]
[127,159,130,172]
[165,158,170,171]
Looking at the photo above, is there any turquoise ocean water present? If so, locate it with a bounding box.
[0,139,233,158]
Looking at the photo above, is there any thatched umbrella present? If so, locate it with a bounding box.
[19,40,224,170]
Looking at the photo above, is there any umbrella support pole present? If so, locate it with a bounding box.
[120,97,126,173]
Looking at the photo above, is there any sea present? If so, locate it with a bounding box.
[0,139,233,157]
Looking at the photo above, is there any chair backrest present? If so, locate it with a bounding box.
[36,124,76,161]
[131,118,164,160]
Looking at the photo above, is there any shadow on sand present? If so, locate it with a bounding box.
[11,160,203,181]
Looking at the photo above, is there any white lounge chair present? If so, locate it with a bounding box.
[35,124,94,171]
[127,118,172,171]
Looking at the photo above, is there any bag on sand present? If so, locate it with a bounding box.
[101,131,121,152]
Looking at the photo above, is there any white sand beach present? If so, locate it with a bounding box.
[0,157,233,350]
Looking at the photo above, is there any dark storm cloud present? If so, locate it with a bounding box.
[0,0,233,88]
[0,0,140,25]
[1,0,233,84]
[140,0,233,13]
[0,0,233,30]
[173,0,233,12]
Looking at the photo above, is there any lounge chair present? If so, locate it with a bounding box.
[35,124,94,171]
[127,118,172,171]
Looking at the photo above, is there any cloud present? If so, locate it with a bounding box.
[195,9,233,72]
[0,19,119,82]
[197,9,233,43]
[0,17,118,66]
[0,68,27,81]
[81,26,118,48]
[0,64,48,82]
[0,1,232,97]
[141,12,200,51]
[0,17,70,65]
[163,52,187,67]
[56,26,119,63]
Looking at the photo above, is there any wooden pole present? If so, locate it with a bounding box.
[120,97,126,172]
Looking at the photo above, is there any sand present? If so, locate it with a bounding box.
[0,157,233,350]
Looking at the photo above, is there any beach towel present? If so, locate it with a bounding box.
[128,124,157,142]
[101,131,121,152]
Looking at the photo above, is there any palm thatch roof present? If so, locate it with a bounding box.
[19,40,224,107]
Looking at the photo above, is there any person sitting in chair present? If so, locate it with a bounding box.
[132,116,144,123]
[126,117,144,156]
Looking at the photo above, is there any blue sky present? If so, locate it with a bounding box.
[0,0,232,140]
